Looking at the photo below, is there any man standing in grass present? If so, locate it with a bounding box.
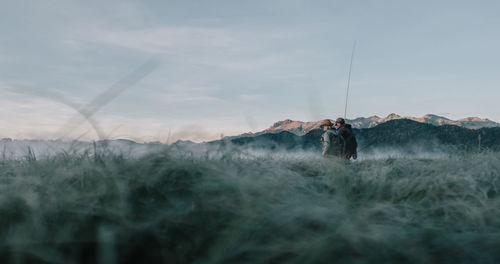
[335,118,358,160]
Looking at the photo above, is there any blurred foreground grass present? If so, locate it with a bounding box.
[1,146,500,264]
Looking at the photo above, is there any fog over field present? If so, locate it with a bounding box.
[1,141,500,264]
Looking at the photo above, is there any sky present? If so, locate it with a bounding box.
[1,0,500,142]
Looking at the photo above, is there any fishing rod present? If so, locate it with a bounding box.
[344,41,356,119]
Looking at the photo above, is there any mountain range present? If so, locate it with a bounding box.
[221,119,500,154]
[3,118,500,157]
[260,113,500,136]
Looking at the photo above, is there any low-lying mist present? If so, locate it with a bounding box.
[1,142,500,263]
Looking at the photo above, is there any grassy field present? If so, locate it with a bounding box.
[1,144,500,263]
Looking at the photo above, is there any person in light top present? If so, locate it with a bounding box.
[320,119,345,157]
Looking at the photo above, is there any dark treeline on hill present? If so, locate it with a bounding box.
[214,119,500,153]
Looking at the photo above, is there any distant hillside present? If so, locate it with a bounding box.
[355,119,500,152]
[260,114,500,136]
[213,119,500,153]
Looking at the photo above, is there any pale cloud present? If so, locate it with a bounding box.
[90,114,249,143]
[87,27,239,53]
[71,25,301,71]
[81,25,298,52]
[0,92,73,139]
[239,94,262,102]
[159,95,225,105]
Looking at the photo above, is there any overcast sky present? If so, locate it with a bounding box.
[1,0,500,142]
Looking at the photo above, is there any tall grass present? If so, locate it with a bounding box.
[1,144,500,263]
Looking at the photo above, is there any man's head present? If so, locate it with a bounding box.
[335,117,345,128]
[320,119,333,131]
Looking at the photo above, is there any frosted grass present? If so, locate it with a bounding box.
[1,145,500,263]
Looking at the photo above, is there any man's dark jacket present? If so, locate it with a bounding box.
[338,124,358,159]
